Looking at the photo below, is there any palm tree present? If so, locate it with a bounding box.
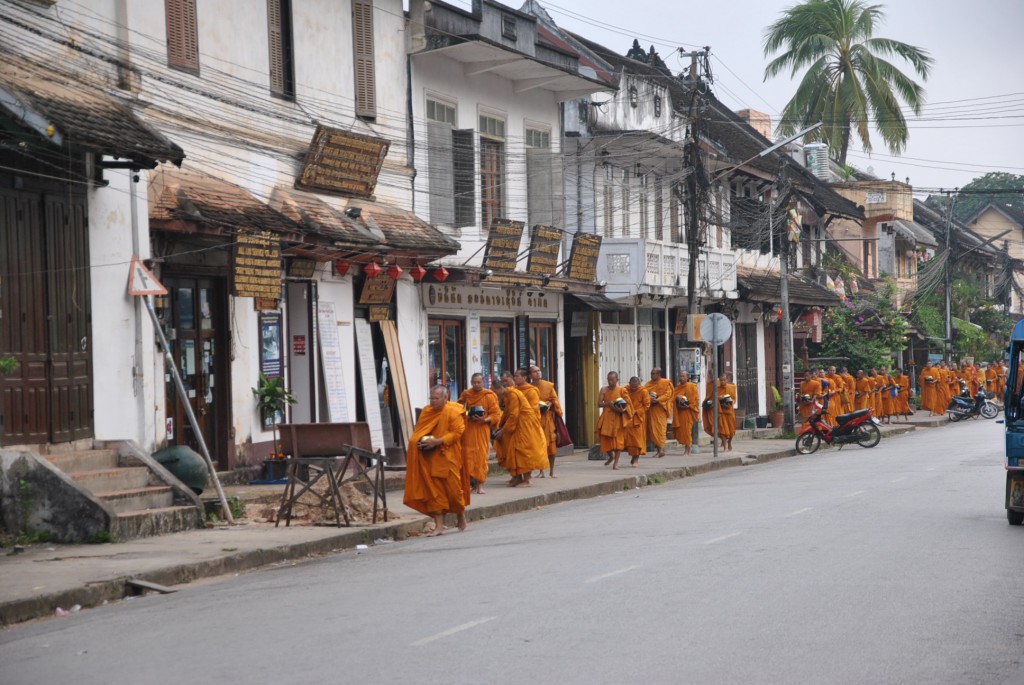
[763,0,932,166]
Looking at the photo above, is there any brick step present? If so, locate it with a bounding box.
[71,467,152,495]
[46,448,120,473]
[111,505,203,541]
[95,486,173,514]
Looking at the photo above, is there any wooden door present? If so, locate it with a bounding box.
[734,323,758,414]
[764,321,780,402]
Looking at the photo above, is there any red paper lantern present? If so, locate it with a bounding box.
[387,264,404,280]
[410,264,427,282]
[433,266,450,282]
[364,261,382,278]
[334,259,350,277]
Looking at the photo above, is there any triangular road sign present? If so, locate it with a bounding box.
[128,255,167,296]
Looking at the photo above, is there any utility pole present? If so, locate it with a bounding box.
[943,190,957,362]
[777,164,796,433]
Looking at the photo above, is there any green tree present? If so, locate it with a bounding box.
[763,0,933,165]
[821,281,908,371]
[928,172,1024,222]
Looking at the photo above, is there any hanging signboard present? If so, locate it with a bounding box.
[316,301,350,422]
[526,225,562,276]
[359,272,397,305]
[296,125,389,198]
[232,230,282,299]
[483,219,525,272]
[566,233,602,282]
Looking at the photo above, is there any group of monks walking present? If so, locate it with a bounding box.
[917,359,1008,416]
[596,367,737,469]
[799,366,912,426]
[403,366,561,536]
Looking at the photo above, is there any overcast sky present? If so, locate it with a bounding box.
[444,0,1024,195]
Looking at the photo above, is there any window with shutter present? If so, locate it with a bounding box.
[527,147,553,229]
[352,0,376,119]
[453,129,476,228]
[268,0,295,99]
[166,0,199,74]
[654,176,664,241]
[427,121,455,227]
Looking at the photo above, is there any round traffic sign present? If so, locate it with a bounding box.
[700,312,733,346]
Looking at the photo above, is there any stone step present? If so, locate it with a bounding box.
[111,505,203,541]
[95,486,173,514]
[46,449,119,474]
[71,467,152,495]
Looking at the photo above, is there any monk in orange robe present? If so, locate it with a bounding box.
[403,386,467,536]
[840,368,856,414]
[673,371,700,456]
[880,368,895,424]
[717,374,737,451]
[643,367,675,459]
[855,371,872,411]
[895,369,911,420]
[625,376,651,466]
[799,372,822,424]
[530,365,563,478]
[597,371,632,470]
[919,362,938,415]
[493,373,548,487]
[458,373,500,494]
[702,379,715,437]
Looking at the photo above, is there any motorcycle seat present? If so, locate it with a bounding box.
[835,409,870,425]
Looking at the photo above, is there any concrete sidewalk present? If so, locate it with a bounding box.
[0,414,943,626]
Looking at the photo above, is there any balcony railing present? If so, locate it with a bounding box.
[597,237,737,296]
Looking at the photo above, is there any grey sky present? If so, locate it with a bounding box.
[447,0,1024,194]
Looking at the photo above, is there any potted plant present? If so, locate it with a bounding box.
[769,385,785,428]
[252,373,296,458]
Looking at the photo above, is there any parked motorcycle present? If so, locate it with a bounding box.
[795,404,881,454]
[947,389,999,421]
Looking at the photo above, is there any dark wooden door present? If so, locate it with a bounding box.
[735,323,758,414]
[0,189,92,445]
[764,321,780,402]
[164,277,229,468]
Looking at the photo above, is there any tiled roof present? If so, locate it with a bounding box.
[269,188,381,248]
[0,53,183,167]
[913,199,1000,257]
[738,270,841,306]
[346,200,460,254]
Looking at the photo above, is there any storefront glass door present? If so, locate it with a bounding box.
[480,321,511,388]
[428,318,464,398]
[528,321,556,381]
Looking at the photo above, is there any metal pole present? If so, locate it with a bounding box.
[943,190,956,362]
[144,296,234,524]
[712,317,719,460]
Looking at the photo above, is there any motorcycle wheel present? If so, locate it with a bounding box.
[947,410,962,422]
[795,433,820,455]
[981,403,998,419]
[855,423,882,448]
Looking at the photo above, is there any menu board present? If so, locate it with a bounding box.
[316,301,350,422]
[566,233,602,282]
[526,225,562,276]
[296,126,389,198]
[232,231,282,298]
[483,219,525,272]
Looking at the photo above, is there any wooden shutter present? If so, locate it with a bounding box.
[526,148,553,228]
[268,0,284,95]
[166,0,199,73]
[352,0,376,119]
[452,129,476,228]
[427,121,455,227]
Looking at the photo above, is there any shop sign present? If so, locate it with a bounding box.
[287,259,317,279]
[232,230,282,299]
[292,334,307,355]
[526,225,562,276]
[483,219,525,272]
[296,125,389,198]
[368,305,392,322]
[566,233,602,282]
[359,272,396,305]
[570,311,589,337]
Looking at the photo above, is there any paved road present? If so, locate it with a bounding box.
[2,419,1021,685]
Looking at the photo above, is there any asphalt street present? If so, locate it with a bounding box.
[2,419,1021,685]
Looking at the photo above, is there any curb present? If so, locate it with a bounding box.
[0,426,918,626]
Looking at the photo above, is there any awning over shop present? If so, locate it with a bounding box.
[889,220,938,248]
[737,271,841,307]
[566,291,626,311]
[0,54,183,168]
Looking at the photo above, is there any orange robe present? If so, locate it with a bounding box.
[672,381,700,445]
[717,382,737,438]
[403,401,467,517]
[841,373,856,414]
[919,367,937,412]
[643,378,676,450]
[881,374,895,417]
[855,378,872,411]
[534,378,562,458]
[799,378,822,421]
[702,381,715,436]
[625,386,651,458]
[495,386,548,476]
[458,387,500,485]
[597,385,632,451]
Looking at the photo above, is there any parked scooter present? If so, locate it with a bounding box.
[947,383,999,421]
[795,403,882,454]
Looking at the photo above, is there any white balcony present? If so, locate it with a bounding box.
[596,238,738,300]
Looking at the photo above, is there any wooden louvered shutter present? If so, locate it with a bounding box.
[166,0,199,73]
[452,129,476,228]
[268,0,284,95]
[352,0,376,119]
[427,121,455,227]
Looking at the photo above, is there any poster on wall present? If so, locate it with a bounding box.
[317,301,350,422]
[260,312,283,378]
